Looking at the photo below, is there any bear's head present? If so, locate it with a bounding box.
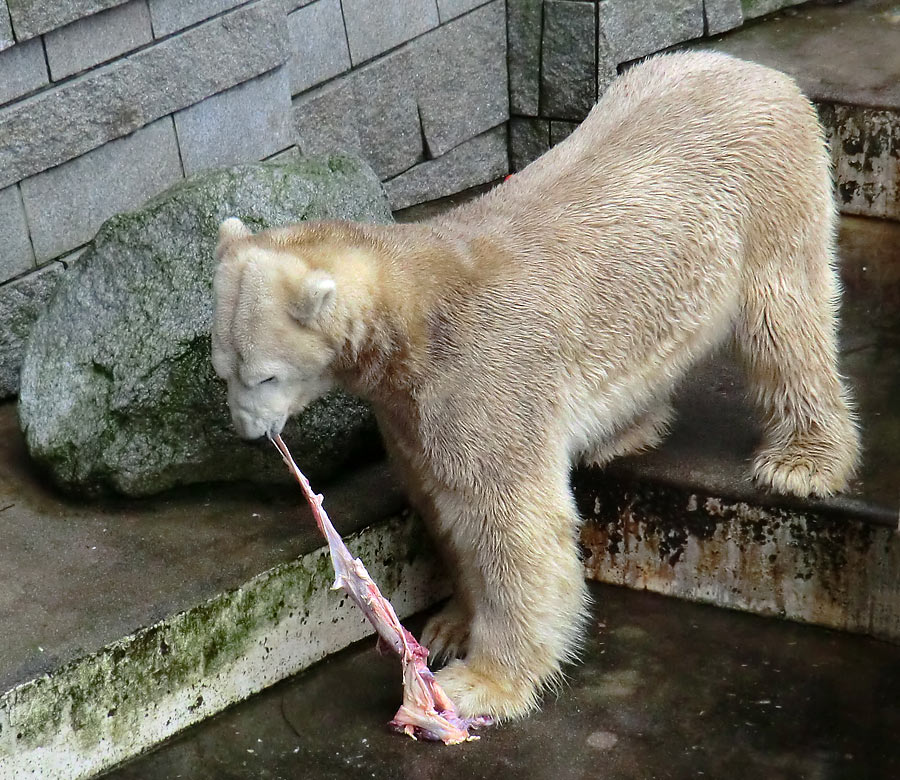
[211,217,340,440]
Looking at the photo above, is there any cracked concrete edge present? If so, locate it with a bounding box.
[0,511,449,780]
[578,477,900,643]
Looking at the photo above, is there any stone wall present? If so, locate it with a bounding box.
[508,0,806,170]
[0,0,508,398]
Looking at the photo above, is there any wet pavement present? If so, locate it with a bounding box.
[103,581,900,780]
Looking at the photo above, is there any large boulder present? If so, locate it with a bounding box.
[18,156,392,497]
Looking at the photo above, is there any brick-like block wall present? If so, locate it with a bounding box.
[0,0,510,399]
[292,0,508,207]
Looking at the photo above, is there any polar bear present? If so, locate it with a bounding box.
[211,51,859,720]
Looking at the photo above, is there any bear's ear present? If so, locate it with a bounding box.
[216,217,252,260]
[290,270,336,325]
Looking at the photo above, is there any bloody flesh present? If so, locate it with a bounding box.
[270,434,483,744]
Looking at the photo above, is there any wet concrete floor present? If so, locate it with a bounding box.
[104,581,900,780]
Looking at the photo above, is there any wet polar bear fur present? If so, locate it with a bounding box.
[212,52,860,721]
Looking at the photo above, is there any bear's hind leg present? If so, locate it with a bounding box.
[433,463,588,720]
[736,221,860,497]
[581,401,675,468]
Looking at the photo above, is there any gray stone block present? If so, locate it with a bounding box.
[507,0,542,116]
[410,0,508,158]
[599,0,705,64]
[740,0,805,21]
[342,0,438,65]
[352,49,423,179]
[704,0,743,35]
[45,0,153,80]
[6,0,128,40]
[437,0,487,22]
[147,0,245,37]
[0,37,47,106]
[294,47,423,180]
[541,0,595,121]
[287,0,351,95]
[509,117,549,172]
[174,67,294,176]
[598,24,617,96]
[384,124,507,210]
[0,184,34,281]
[294,78,364,159]
[20,117,183,262]
[0,262,64,398]
[0,2,13,50]
[0,0,288,189]
[550,120,579,146]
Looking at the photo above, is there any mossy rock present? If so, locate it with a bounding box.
[18,156,392,496]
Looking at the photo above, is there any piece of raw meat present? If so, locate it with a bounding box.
[270,434,486,744]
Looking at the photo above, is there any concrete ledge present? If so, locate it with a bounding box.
[578,475,900,642]
[694,0,900,221]
[0,512,448,780]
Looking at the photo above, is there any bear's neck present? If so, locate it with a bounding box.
[328,221,469,403]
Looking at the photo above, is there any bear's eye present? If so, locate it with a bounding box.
[260,376,276,385]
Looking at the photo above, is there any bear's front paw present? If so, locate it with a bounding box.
[435,660,539,721]
[421,599,470,665]
[752,439,853,498]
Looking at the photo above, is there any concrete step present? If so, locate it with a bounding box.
[101,582,900,780]
[692,0,900,220]
[0,433,449,779]
[578,216,900,639]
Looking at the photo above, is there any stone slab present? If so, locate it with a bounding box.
[294,78,364,160]
[19,116,183,262]
[0,36,47,106]
[293,51,424,181]
[507,0,542,116]
[0,2,13,49]
[704,0,743,35]
[410,0,508,158]
[550,119,579,146]
[509,116,550,172]
[44,0,153,80]
[0,263,62,398]
[0,185,33,283]
[384,124,508,210]
[147,0,246,38]
[352,49,423,179]
[174,67,294,177]
[0,0,288,190]
[342,0,438,65]
[437,0,488,22]
[600,0,705,64]
[6,0,128,39]
[0,391,446,779]
[287,0,351,95]
[541,0,596,121]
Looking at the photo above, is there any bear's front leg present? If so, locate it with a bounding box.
[431,470,588,720]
